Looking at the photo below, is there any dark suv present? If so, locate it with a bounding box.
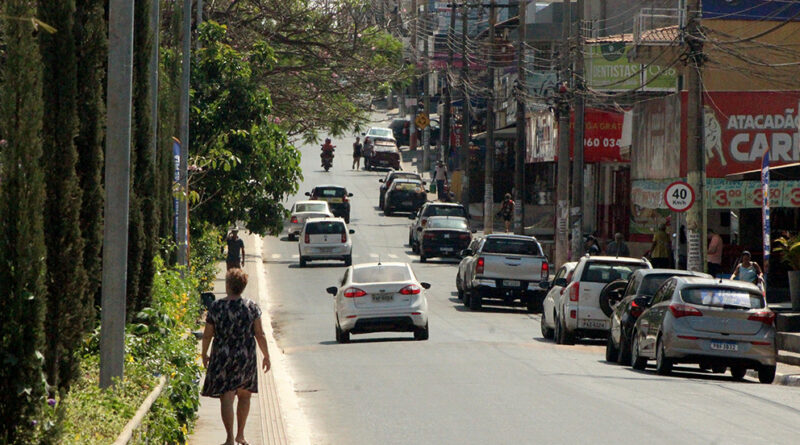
[305,185,353,223]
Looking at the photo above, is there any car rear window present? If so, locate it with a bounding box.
[393,182,421,191]
[316,188,345,197]
[305,221,345,235]
[295,203,327,213]
[369,128,393,138]
[428,219,468,230]
[353,265,411,283]
[640,274,676,296]
[681,288,765,309]
[374,143,397,152]
[581,263,646,283]
[423,205,467,218]
[482,238,543,256]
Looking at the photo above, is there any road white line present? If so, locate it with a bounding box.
[387,253,399,258]
[271,253,281,259]
[369,253,380,258]
[292,254,299,258]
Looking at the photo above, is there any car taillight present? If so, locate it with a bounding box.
[541,261,549,278]
[343,288,367,298]
[569,283,579,302]
[304,233,310,244]
[423,232,436,240]
[421,218,427,227]
[476,257,484,274]
[341,233,347,243]
[748,311,776,326]
[291,216,298,223]
[459,233,470,240]
[669,303,703,318]
[400,284,421,295]
[630,301,643,318]
[342,195,348,202]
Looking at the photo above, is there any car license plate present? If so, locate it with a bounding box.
[329,198,343,203]
[317,247,334,253]
[403,201,413,206]
[443,234,450,239]
[503,280,521,287]
[710,340,738,352]
[580,319,607,329]
[441,247,453,252]
[372,293,393,303]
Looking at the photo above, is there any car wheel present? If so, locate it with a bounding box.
[344,255,352,267]
[336,324,349,344]
[606,334,619,363]
[758,365,776,384]
[655,337,673,375]
[712,364,727,374]
[288,233,296,241]
[385,208,393,216]
[526,296,539,314]
[617,333,632,366]
[456,276,464,300]
[345,215,350,224]
[631,334,647,370]
[420,254,427,263]
[408,232,413,247]
[299,256,307,268]
[468,291,482,311]
[379,196,384,209]
[414,322,429,341]
[599,280,628,318]
[554,314,563,345]
[412,240,419,254]
[463,290,471,308]
[730,365,747,381]
[540,312,554,340]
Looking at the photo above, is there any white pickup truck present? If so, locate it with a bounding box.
[458,234,549,313]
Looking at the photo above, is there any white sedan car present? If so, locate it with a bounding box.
[327,262,430,343]
[287,200,333,240]
[540,262,577,340]
[298,218,354,267]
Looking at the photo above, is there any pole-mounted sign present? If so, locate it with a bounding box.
[664,181,695,213]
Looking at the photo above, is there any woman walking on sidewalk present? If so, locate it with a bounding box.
[201,268,271,445]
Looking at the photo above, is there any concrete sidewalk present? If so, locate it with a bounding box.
[189,233,304,445]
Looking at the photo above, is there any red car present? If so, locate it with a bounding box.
[365,140,401,170]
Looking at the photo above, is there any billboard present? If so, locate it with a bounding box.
[585,43,677,92]
[569,108,627,163]
[703,0,800,21]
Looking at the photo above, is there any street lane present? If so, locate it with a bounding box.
[260,125,800,444]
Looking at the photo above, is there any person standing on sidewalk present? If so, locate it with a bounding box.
[605,232,630,257]
[707,228,724,277]
[731,250,763,285]
[201,269,271,445]
[352,136,363,170]
[434,160,448,201]
[497,193,515,233]
[650,224,672,268]
[226,228,245,270]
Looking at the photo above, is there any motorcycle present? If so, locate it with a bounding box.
[321,147,335,172]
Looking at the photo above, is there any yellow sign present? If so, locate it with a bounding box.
[415,113,430,129]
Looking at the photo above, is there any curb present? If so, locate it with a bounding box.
[746,369,800,386]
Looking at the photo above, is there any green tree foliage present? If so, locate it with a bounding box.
[38,0,91,391]
[73,0,105,310]
[189,22,302,236]
[206,0,408,140]
[0,3,49,442]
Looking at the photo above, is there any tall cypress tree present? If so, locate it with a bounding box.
[0,2,49,441]
[74,0,106,313]
[38,0,90,391]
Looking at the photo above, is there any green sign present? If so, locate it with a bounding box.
[585,44,677,92]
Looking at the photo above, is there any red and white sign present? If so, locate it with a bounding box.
[569,108,627,163]
[681,91,800,178]
[664,181,695,212]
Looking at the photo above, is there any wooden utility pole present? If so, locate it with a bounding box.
[555,0,571,267]
[685,0,706,272]
[442,3,457,168]
[423,1,432,171]
[177,0,191,267]
[570,0,585,258]
[514,0,527,235]
[483,0,497,234]
[460,1,471,210]
[410,0,419,151]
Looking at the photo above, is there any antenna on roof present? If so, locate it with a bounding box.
[377,255,381,266]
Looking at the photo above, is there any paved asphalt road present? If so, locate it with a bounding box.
[260,122,800,445]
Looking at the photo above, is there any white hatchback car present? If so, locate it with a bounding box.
[286,200,333,240]
[327,262,430,343]
[540,261,577,339]
[298,218,354,267]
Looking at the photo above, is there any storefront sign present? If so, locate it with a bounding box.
[705,179,800,209]
[570,108,626,163]
[585,43,677,92]
[704,0,800,21]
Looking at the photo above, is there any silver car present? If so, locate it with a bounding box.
[630,276,776,383]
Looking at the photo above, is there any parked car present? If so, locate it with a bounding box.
[298,218,355,267]
[456,236,483,299]
[417,216,472,262]
[384,179,427,216]
[389,118,412,147]
[305,185,353,223]
[365,140,401,170]
[459,234,549,313]
[365,126,397,145]
[630,277,776,383]
[286,200,333,241]
[379,171,423,209]
[408,202,469,253]
[540,262,577,340]
[554,255,651,345]
[606,269,711,364]
[327,262,430,343]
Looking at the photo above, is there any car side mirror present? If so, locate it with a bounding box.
[349,229,355,234]
[461,249,473,257]
[379,179,385,183]
[326,287,338,296]
[417,227,423,231]
[409,214,416,220]
[348,193,354,197]
[305,192,310,196]
[553,277,567,287]
[471,229,477,234]
[422,181,427,185]
[539,281,551,290]
[639,295,654,307]
[420,282,431,289]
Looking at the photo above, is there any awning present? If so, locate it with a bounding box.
[473,125,517,141]
[725,162,800,181]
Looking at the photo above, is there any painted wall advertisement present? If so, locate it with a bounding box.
[526,111,556,163]
[585,43,678,92]
[633,94,682,180]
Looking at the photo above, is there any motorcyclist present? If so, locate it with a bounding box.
[321,138,335,166]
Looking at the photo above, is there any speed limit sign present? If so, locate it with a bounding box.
[664,181,695,212]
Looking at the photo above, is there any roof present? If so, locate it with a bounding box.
[583,255,649,263]
[674,276,762,291]
[392,178,423,184]
[304,216,345,223]
[352,262,409,270]
[293,200,327,205]
[635,269,711,278]
[424,202,465,207]
[483,234,539,241]
[427,215,467,220]
[312,184,347,190]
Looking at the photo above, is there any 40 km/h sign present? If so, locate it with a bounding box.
[664,181,695,212]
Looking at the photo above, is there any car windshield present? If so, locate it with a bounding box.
[581,262,646,283]
[681,287,765,309]
[369,128,393,138]
[482,238,542,256]
[374,143,397,152]
[640,274,677,296]
[423,205,467,218]
[427,218,468,230]
[316,188,345,197]
[295,203,328,213]
[305,221,345,235]
[390,173,419,183]
[352,265,411,283]
[393,182,421,191]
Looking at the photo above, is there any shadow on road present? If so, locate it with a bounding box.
[288,262,348,269]
[451,304,530,315]
[620,364,758,384]
[319,337,415,345]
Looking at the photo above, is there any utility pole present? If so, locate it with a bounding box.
[442,0,457,169]
[423,1,432,172]
[149,0,160,165]
[177,0,191,267]
[101,0,134,388]
[570,0,585,258]
[196,0,203,48]
[410,0,419,151]
[555,0,571,267]
[514,0,527,235]
[685,0,705,272]
[460,1,471,211]
[483,0,497,234]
